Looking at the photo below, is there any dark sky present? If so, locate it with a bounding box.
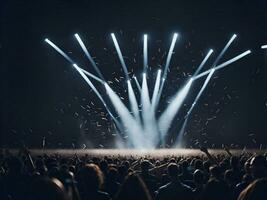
[1,0,267,148]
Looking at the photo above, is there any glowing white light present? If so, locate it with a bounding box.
[127,80,141,124]
[73,64,104,84]
[72,64,118,125]
[158,79,193,137]
[151,69,162,109]
[261,45,267,49]
[74,33,105,80]
[111,33,130,80]
[156,33,179,108]
[45,38,74,63]
[162,33,179,79]
[133,76,141,92]
[45,33,251,149]
[144,34,148,70]
[105,83,145,148]
[194,50,251,80]
[186,66,216,118]
[193,48,214,76]
[45,39,103,83]
[210,34,237,69]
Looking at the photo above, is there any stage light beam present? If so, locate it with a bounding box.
[162,33,179,79]
[151,69,162,109]
[111,33,130,80]
[74,33,105,80]
[45,38,103,84]
[194,50,252,81]
[156,33,179,109]
[133,76,142,92]
[186,68,215,118]
[143,34,148,71]
[193,49,214,76]
[105,83,145,148]
[127,80,141,124]
[72,64,119,126]
[158,78,193,138]
[210,34,237,68]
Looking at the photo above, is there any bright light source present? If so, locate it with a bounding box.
[151,69,162,109]
[143,34,148,71]
[195,50,251,80]
[193,48,214,76]
[261,45,267,49]
[111,33,130,80]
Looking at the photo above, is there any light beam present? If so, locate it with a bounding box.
[111,33,130,80]
[133,75,142,92]
[127,80,141,123]
[193,49,214,76]
[211,34,237,68]
[105,83,146,148]
[194,50,252,81]
[151,69,162,109]
[261,45,267,49]
[158,78,193,138]
[45,38,103,83]
[156,33,179,108]
[74,33,105,80]
[73,64,119,125]
[162,33,179,79]
[143,34,148,71]
[186,68,215,118]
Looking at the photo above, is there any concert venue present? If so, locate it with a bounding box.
[1,0,267,199]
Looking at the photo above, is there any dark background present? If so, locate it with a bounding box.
[1,0,267,148]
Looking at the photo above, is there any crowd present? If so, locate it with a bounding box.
[0,148,267,200]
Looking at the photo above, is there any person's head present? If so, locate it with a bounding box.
[242,174,252,183]
[238,178,267,200]
[194,159,203,170]
[115,173,151,200]
[99,159,108,173]
[107,167,118,181]
[203,161,211,173]
[209,165,221,180]
[181,160,189,172]
[27,177,69,200]
[224,169,234,185]
[168,163,179,181]
[194,169,204,185]
[230,156,239,169]
[250,155,266,179]
[202,179,228,200]
[78,163,104,192]
[141,160,151,173]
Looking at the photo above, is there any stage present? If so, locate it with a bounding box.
[5,148,265,157]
